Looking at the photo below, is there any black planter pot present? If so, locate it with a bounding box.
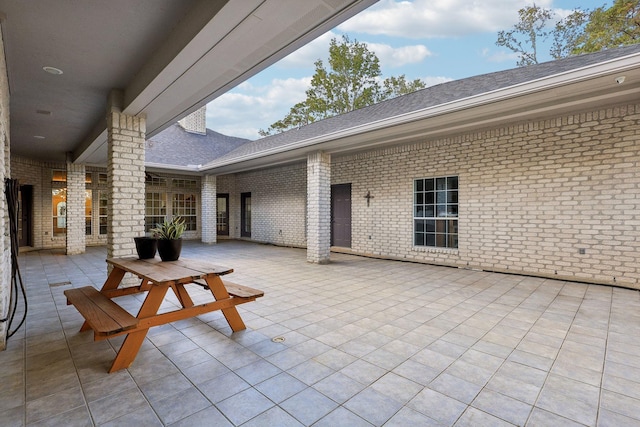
[157,238,182,261]
[134,237,157,259]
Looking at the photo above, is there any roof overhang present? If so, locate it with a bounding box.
[1,0,377,165]
[200,51,640,175]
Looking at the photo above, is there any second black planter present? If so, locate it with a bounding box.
[157,238,182,261]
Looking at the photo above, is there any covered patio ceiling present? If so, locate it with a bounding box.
[0,0,377,165]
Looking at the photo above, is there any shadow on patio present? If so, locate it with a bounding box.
[2,240,640,426]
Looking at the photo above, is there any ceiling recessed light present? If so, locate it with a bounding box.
[33,135,45,139]
[42,66,63,75]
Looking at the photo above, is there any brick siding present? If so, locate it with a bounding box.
[332,103,640,289]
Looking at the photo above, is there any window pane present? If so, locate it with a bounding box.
[424,179,434,191]
[426,234,435,246]
[414,176,458,249]
[424,205,434,217]
[447,191,458,204]
[425,192,434,204]
[85,190,92,235]
[52,188,67,236]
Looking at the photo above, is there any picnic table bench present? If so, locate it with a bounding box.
[64,256,263,372]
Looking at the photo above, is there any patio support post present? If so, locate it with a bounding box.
[106,90,146,284]
[65,155,86,254]
[201,174,217,244]
[307,151,331,264]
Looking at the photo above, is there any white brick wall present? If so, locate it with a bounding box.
[107,110,146,260]
[66,162,86,254]
[201,174,217,243]
[217,163,307,247]
[332,103,640,289]
[307,151,331,263]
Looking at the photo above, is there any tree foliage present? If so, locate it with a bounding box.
[259,35,426,136]
[496,6,554,66]
[498,0,640,67]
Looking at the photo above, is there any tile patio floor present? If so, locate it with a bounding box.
[1,240,640,426]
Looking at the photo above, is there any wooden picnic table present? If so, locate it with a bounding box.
[64,256,263,373]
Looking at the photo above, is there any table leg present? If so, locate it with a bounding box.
[171,284,194,308]
[205,275,246,332]
[80,267,126,332]
[109,283,170,372]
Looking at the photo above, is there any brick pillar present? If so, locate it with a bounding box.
[201,174,217,244]
[307,151,331,264]
[66,160,86,254]
[107,102,146,284]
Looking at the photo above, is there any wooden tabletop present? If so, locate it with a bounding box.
[106,256,233,286]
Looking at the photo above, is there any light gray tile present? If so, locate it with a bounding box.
[87,386,150,425]
[313,406,374,427]
[408,388,467,425]
[471,389,532,426]
[280,387,338,425]
[216,387,274,425]
[314,372,367,404]
[26,386,85,424]
[344,387,403,426]
[242,406,304,427]
[151,387,211,425]
[455,407,516,427]
[254,372,307,403]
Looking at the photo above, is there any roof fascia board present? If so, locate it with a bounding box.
[199,52,640,173]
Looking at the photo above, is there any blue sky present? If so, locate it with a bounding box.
[206,0,606,139]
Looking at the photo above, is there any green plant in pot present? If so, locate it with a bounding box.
[150,216,186,261]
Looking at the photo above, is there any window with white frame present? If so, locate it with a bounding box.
[414,176,458,248]
[172,193,197,231]
[98,190,108,235]
[145,192,167,232]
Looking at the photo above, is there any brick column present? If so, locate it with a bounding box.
[66,160,86,254]
[107,106,146,271]
[307,151,331,264]
[201,174,217,244]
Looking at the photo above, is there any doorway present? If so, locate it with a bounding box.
[216,194,229,236]
[240,192,251,238]
[18,185,33,247]
[331,184,351,247]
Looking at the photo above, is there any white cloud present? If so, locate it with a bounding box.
[366,42,431,68]
[421,76,453,87]
[206,77,311,139]
[277,32,335,68]
[339,0,556,38]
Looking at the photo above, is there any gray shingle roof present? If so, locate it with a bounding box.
[146,124,250,167]
[210,44,640,165]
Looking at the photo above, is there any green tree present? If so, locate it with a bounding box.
[500,1,640,67]
[259,35,426,136]
[496,5,554,66]
[573,0,640,54]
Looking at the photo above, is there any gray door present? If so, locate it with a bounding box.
[331,184,351,247]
